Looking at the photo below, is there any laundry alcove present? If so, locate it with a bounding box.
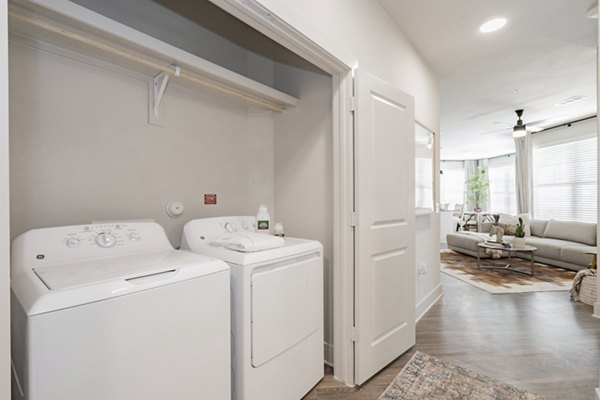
[8,0,335,365]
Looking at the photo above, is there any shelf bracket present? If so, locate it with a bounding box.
[149,64,181,126]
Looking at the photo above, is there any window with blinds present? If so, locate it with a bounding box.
[440,161,464,207]
[488,155,517,214]
[533,137,597,222]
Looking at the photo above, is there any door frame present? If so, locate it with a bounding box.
[1,0,10,397]
[207,0,357,385]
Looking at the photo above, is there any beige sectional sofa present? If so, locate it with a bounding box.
[446,218,597,271]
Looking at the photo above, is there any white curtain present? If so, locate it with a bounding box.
[514,133,532,214]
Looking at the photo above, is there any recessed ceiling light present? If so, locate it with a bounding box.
[513,89,522,94]
[479,17,507,33]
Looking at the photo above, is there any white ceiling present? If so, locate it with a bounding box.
[378,0,598,160]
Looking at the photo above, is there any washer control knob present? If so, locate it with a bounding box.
[128,232,141,242]
[95,232,117,248]
[66,238,81,248]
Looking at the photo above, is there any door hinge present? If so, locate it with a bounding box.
[349,327,359,342]
[347,95,356,113]
[350,212,357,227]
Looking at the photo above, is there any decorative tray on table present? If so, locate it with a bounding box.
[485,240,512,249]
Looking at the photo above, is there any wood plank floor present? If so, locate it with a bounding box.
[304,273,600,400]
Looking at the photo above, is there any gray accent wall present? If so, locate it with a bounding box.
[9,41,275,246]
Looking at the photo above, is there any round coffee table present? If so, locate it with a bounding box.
[476,242,538,276]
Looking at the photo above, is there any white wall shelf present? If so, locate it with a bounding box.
[8,0,299,113]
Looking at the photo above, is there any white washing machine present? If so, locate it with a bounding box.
[180,216,324,400]
[11,222,231,400]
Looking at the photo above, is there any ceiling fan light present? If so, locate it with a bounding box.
[512,125,527,138]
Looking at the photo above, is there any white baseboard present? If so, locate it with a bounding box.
[324,342,334,366]
[416,283,443,322]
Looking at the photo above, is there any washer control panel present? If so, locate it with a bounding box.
[12,222,172,270]
[61,223,144,250]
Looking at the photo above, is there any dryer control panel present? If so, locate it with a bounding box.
[181,216,256,248]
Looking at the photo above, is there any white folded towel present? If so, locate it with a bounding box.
[210,232,285,252]
[209,234,235,247]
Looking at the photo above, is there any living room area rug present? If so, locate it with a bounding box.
[378,351,542,400]
[441,249,576,294]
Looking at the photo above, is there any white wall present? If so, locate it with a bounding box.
[252,0,440,130]
[415,213,442,319]
[9,42,274,246]
[596,4,600,397]
[1,1,10,397]
[253,0,442,315]
[272,64,333,362]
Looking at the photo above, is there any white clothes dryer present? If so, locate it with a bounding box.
[181,216,324,400]
[11,222,230,400]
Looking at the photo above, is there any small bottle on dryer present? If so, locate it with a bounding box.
[256,204,270,234]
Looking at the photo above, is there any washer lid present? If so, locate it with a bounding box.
[33,250,220,291]
[188,237,322,265]
[13,250,229,316]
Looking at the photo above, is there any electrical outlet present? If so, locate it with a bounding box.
[417,263,429,277]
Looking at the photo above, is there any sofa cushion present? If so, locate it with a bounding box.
[446,232,486,252]
[561,246,596,267]
[529,218,548,238]
[543,219,597,246]
[524,237,578,260]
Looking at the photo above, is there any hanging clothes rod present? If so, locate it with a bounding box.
[9,9,291,112]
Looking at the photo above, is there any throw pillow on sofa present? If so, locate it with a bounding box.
[498,213,531,236]
[497,223,516,235]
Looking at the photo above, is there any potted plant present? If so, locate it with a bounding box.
[465,166,489,212]
[513,217,526,248]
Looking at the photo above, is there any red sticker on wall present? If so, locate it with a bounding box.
[204,194,217,205]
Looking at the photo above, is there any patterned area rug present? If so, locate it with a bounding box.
[378,351,542,400]
[441,250,576,294]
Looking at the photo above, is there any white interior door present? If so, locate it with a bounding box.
[354,69,416,384]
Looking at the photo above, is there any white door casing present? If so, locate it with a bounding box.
[1,0,10,397]
[354,69,416,384]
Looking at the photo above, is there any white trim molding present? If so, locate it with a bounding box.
[416,283,443,323]
[0,0,10,397]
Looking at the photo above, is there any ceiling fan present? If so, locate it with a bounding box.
[512,109,527,138]
[482,109,551,137]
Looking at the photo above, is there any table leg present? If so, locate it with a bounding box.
[530,252,535,276]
